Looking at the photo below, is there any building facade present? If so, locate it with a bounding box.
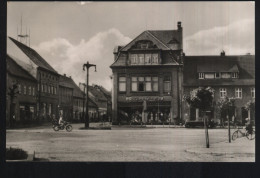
[182,53,255,125]
[8,37,60,121]
[6,55,38,126]
[110,22,184,124]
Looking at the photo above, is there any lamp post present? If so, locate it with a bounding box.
[83,61,96,128]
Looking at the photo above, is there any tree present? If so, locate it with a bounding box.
[216,97,236,125]
[216,96,236,143]
[183,87,214,148]
[244,99,255,121]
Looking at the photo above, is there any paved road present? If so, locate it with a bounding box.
[6,124,254,162]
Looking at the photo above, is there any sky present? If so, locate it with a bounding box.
[7,1,255,91]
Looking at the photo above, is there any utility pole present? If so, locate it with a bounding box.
[83,61,96,128]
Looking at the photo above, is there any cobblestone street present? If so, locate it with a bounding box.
[6,123,255,162]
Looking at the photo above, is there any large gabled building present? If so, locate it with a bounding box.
[182,53,255,125]
[7,37,60,121]
[110,22,184,124]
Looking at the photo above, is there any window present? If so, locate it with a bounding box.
[232,72,238,78]
[45,84,47,93]
[32,87,35,96]
[119,77,126,92]
[138,54,144,64]
[235,88,242,98]
[18,84,21,94]
[51,86,53,94]
[48,85,51,93]
[131,77,138,91]
[221,73,231,79]
[130,54,138,64]
[145,77,152,91]
[198,73,204,79]
[163,76,171,92]
[38,84,40,91]
[205,73,215,79]
[41,84,44,92]
[24,86,26,95]
[152,54,159,64]
[215,73,220,79]
[145,54,152,64]
[220,88,227,98]
[251,87,255,98]
[152,77,159,91]
[131,76,158,92]
[54,87,57,95]
[28,86,31,95]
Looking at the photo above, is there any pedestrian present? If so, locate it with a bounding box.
[59,113,65,127]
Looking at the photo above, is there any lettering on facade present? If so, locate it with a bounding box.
[125,96,164,102]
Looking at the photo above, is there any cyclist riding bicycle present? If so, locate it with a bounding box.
[245,118,253,135]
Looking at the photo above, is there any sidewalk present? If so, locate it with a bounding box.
[186,137,255,156]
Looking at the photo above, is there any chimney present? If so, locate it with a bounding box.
[69,76,71,79]
[64,74,66,77]
[177,21,182,31]
[220,50,225,56]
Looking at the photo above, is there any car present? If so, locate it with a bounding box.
[185,120,216,128]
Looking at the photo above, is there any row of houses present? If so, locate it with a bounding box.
[110,22,255,125]
[6,37,111,126]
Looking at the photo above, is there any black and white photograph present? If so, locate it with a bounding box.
[5,1,255,162]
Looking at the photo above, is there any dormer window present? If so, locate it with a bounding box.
[198,73,204,79]
[129,53,159,65]
[221,72,231,79]
[232,72,238,78]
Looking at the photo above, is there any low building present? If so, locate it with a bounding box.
[110,22,184,124]
[6,55,38,126]
[182,53,255,125]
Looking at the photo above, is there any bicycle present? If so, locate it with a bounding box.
[232,127,255,140]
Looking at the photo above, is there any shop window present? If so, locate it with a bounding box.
[235,88,242,98]
[119,77,126,92]
[163,76,171,92]
[220,88,227,98]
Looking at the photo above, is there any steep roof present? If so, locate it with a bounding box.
[9,37,57,74]
[7,55,37,81]
[183,55,255,86]
[111,29,182,68]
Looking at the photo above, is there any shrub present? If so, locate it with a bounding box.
[6,147,28,160]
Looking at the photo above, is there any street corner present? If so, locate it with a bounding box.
[185,137,255,157]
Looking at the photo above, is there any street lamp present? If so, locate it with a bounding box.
[83,61,97,128]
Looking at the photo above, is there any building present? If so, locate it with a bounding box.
[58,74,74,121]
[6,55,38,126]
[182,53,255,125]
[8,37,60,121]
[110,22,184,124]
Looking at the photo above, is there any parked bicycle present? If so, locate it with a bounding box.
[232,126,255,140]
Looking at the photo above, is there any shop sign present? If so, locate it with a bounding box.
[126,96,164,102]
